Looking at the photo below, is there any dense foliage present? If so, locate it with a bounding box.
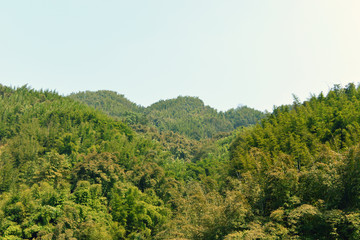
[70,91,265,139]
[2,83,360,239]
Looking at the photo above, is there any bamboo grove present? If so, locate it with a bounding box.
[1,83,360,239]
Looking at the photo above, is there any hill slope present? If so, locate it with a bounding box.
[0,85,177,239]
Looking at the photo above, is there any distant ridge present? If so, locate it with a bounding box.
[70,91,265,139]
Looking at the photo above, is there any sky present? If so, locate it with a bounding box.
[1,1,360,112]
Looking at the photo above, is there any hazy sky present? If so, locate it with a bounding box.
[1,1,360,111]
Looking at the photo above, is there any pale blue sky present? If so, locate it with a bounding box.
[1,1,360,111]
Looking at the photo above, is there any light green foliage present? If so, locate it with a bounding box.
[110,184,169,239]
[226,83,360,239]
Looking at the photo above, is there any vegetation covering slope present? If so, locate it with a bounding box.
[2,83,360,239]
[69,91,265,139]
[223,83,360,239]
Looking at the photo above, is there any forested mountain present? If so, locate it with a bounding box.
[2,83,360,239]
[70,91,265,139]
